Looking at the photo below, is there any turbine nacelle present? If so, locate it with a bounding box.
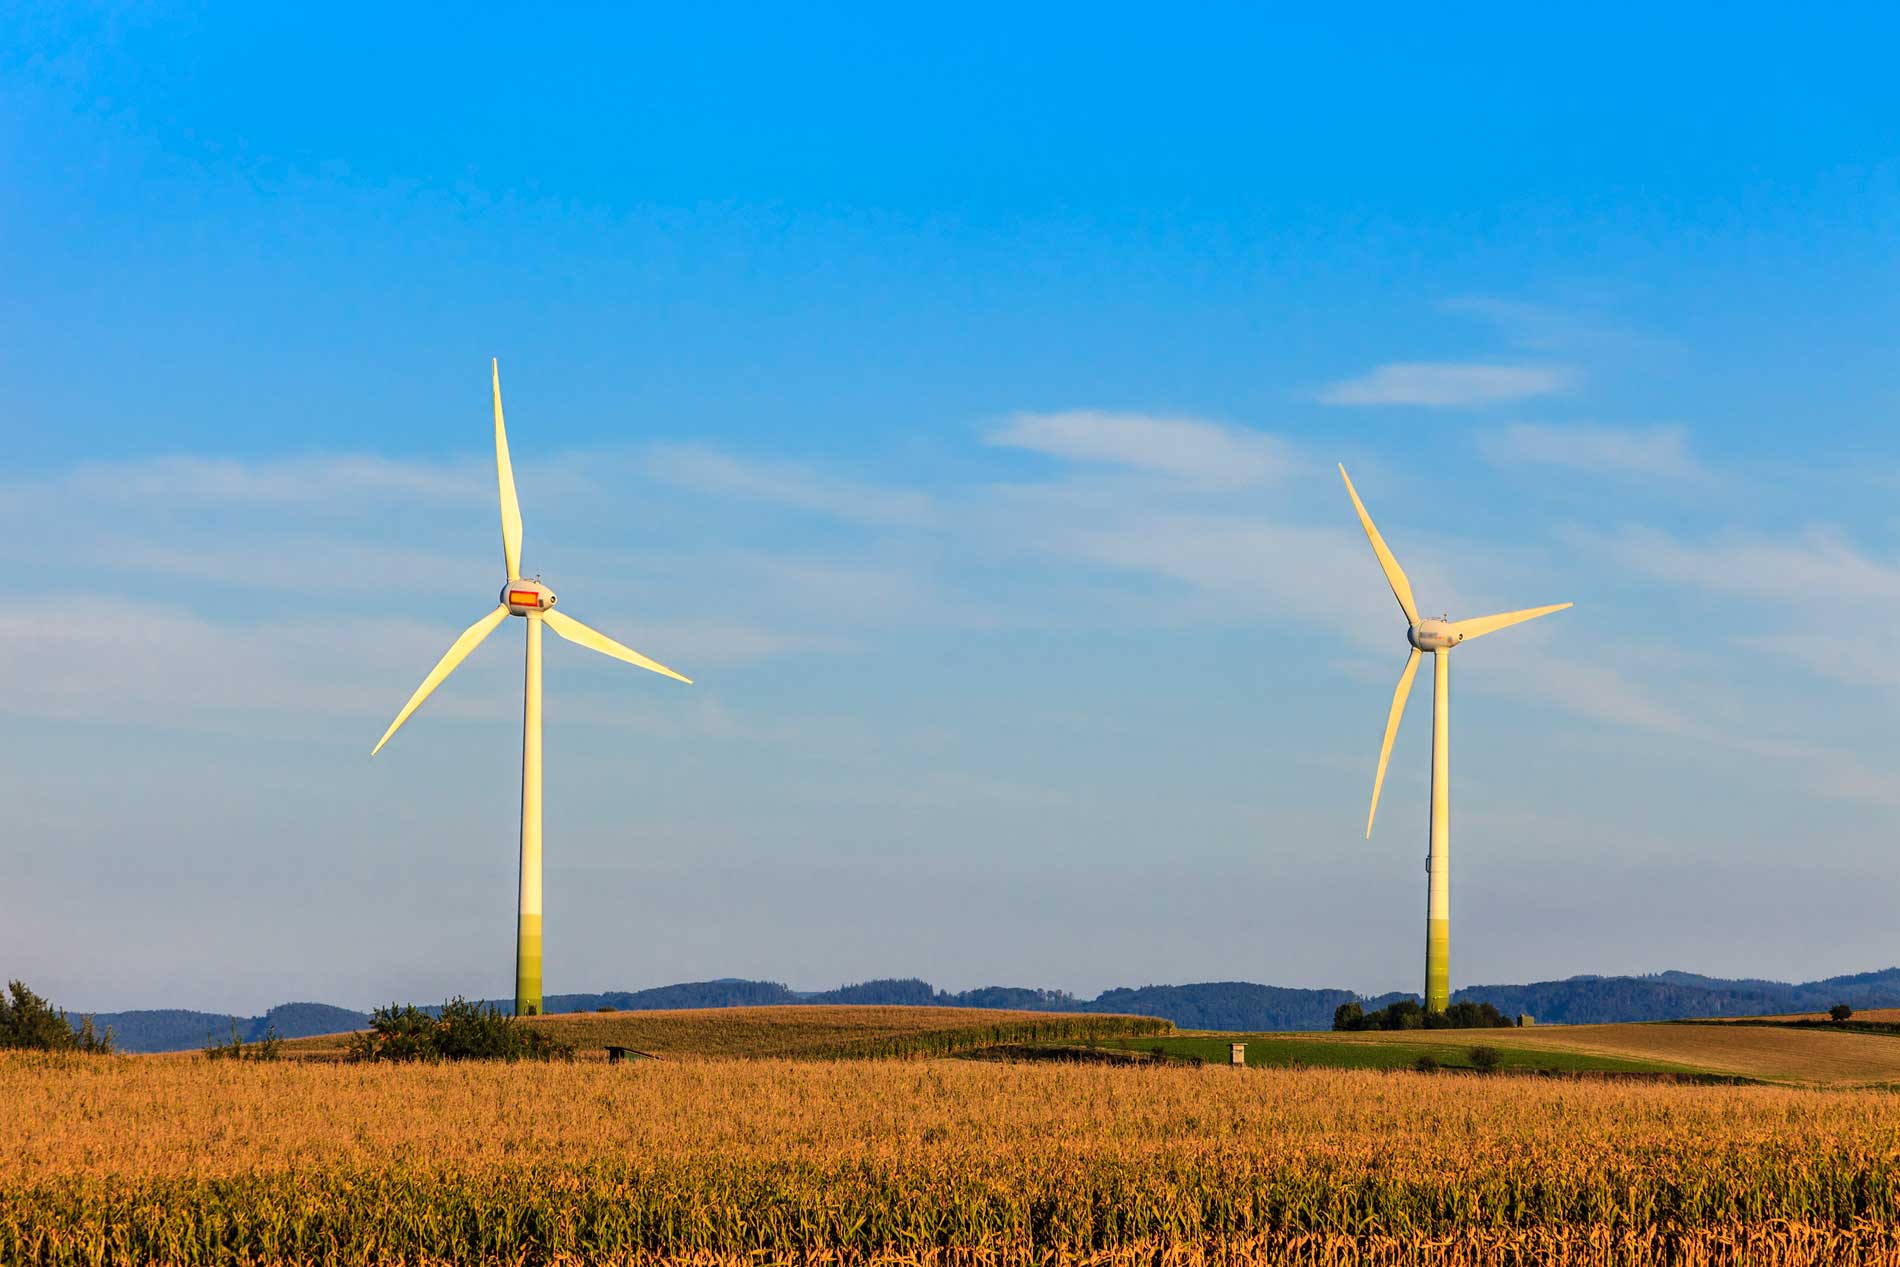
[1407,618,1461,652]
[502,579,557,616]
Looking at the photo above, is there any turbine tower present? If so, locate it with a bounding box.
[372,360,691,1016]
[1339,465,1569,1013]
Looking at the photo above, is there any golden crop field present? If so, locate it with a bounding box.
[280,1004,1173,1061]
[6,1050,1900,1266]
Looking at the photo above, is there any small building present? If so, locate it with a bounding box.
[1516,1014,1535,1028]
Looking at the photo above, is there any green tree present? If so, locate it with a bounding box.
[0,981,113,1054]
[1830,1003,1853,1022]
[348,998,574,1063]
[1332,1001,1365,1032]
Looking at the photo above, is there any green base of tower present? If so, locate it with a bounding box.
[515,913,542,1017]
[1424,917,1450,1013]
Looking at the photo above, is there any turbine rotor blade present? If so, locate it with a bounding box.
[543,608,692,684]
[1338,465,1420,624]
[1366,646,1422,839]
[1450,602,1572,643]
[371,605,511,755]
[493,359,524,581]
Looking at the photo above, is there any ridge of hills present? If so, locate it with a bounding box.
[73,967,1900,1052]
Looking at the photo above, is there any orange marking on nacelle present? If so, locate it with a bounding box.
[509,590,542,606]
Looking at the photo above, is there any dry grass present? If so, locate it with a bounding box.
[5,1051,1900,1264]
[279,1004,1170,1061]
[1705,1008,1900,1025]
[1301,1021,1900,1086]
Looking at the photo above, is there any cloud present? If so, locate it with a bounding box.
[1481,423,1703,480]
[645,444,934,525]
[986,410,1294,488]
[1593,526,1900,611]
[54,454,488,507]
[1317,362,1577,407]
[1584,525,1900,705]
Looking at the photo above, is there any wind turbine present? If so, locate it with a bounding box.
[372,360,691,1016]
[1339,465,1569,1014]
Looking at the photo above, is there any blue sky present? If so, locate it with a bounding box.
[4,7,1898,1012]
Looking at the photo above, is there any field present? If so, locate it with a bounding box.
[13,1008,1900,1264]
[6,1048,1900,1266]
[278,1004,1173,1061]
[1101,1021,1900,1087]
[1094,1032,1700,1076]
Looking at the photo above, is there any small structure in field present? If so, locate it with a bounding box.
[605,1045,659,1064]
[1230,1043,1246,1066]
[1517,1014,1535,1027]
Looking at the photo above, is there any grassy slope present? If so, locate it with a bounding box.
[279,1004,1170,1061]
[1098,1033,1690,1075]
[1100,1021,1900,1086]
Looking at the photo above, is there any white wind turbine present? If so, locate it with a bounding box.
[1339,465,1570,1013]
[372,361,691,1016]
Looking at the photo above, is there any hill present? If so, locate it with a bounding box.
[1099,1019,1900,1088]
[80,1002,371,1053]
[1456,967,1900,1024]
[80,967,1900,1051]
[281,1004,1172,1061]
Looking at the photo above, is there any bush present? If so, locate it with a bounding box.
[347,997,574,1063]
[0,981,113,1054]
[1412,1054,1440,1073]
[1468,1046,1503,1073]
[1334,997,1513,1032]
[1831,1003,1853,1023]
[205,1020,281,1062]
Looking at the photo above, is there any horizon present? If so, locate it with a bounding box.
[56,961,1900,1020]
[6,8,1900,1015]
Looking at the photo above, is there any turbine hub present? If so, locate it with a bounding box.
[502,579,557,616]
[1408,618,1461,652]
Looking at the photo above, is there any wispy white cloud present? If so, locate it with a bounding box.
[1317,362,1577,407]
[1482,423,1704,480]
[1592,526,1900,611]
[986,410,1294,488]
[53,454,489,507]
[1437,296,1634,355]
[1583,524,1900,705]
[645,444,935,526]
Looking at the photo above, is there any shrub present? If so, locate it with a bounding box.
[1830,1003,1853,1023]
[348,997,574,1063]
[206,1020,281,1062]
[1468,1046,1503,1073]
[0,981,113,1054]
[1336,997,1513,1032]
[1413,1054,1440,1073]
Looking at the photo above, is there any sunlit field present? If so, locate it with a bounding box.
[7,1046,1900,1266]
[281,1003,1172,1062]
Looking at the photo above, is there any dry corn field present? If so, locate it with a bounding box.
[6,1052,1900,1266]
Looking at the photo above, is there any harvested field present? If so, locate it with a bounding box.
[279,1003,1171,1061]
[1115,1020,1900,1087]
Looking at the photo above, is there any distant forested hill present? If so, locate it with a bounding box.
[73,968,1900,1051]
[83,1002,370,1054]
[1459,968,1900,1025]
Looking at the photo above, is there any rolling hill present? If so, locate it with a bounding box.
[76,967,1900,1051]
